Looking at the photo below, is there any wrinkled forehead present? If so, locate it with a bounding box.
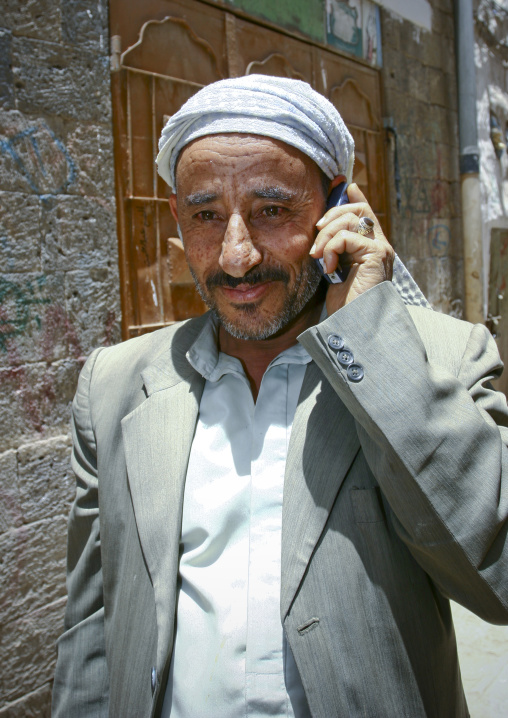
[175,133,316,173]
[173,133,329,195]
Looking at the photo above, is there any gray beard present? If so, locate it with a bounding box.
[189,260,322,341]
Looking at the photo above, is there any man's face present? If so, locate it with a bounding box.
[169,134,326,340]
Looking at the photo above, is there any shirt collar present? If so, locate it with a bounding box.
[186,312,315,383]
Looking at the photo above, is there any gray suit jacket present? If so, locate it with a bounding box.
[52,282,508,718]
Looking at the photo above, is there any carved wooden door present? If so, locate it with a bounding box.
[110,0,388,338]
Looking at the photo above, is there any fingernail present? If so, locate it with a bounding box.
[309,242,317,254]
[316,218,325,228]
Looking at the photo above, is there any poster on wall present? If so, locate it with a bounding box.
[325,0,381,65]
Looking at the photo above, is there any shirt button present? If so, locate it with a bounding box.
[327,334,345,351]
[347,363,364,382]
[337,349,354,367]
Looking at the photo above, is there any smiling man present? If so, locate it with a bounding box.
[53,76,508,718]
[171,135,326,345]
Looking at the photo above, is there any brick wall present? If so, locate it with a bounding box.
[0,0,120,714]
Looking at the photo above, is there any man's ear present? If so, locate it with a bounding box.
[169,194,179,222]
[328,174,347,196]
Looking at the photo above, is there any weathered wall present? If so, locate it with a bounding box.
[475,0,508,255]
[381,0,464,317]
[474,0,508,374]
[0,0,120,714]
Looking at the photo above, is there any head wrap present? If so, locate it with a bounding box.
[156,74,354,191]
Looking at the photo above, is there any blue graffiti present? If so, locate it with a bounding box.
[428,223,450,257]
[0,123,76,197]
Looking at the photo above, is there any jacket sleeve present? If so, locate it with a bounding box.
[52,348,109,717]
[298,281,508,625]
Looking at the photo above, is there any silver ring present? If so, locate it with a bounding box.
[357,217,375,236]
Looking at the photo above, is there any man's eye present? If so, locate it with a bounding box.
[263,206,283,217]
[197,210,217,221]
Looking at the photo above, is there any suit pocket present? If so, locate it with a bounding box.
[350,486,386,524]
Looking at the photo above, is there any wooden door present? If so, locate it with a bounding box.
[110,0,389,338]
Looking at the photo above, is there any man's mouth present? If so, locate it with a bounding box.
[219,281,271,303]
[206,267,289,303]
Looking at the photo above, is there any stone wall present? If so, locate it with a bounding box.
[380,0,464,317]
[0,0,120,714]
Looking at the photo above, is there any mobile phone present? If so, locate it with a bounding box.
[315,181,349,284]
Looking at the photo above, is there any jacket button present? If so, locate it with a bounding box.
[347,363,364,382]
[327,334,345,351]
[337,348,354,367]
[151,666,157,695]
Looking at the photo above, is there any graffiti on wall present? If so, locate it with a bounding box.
[0,300,118,436]
[0,276,51,352]
[401,176,449,224]
[0,274,118,356]
[427,221,451,257]
[0,122,76,197]
[0,116,120,438]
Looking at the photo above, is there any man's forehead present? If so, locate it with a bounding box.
[175,133,323,188]
[178,132,313,162]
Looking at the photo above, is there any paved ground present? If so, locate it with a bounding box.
[452,602,508,717]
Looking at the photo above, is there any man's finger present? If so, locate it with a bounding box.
[345,182,368,204]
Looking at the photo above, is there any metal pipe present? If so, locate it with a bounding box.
[455,0,484,323]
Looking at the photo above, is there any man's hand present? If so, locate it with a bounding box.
[309,183,394,315]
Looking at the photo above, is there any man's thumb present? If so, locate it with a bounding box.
[346,182,367,204]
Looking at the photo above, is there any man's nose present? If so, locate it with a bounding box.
[219,214,262,277]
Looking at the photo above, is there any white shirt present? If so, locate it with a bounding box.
[162,316,312,717]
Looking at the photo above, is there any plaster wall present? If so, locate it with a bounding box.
[474,0,508,316]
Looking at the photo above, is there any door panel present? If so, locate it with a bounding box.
[111,0,229,77]
[110,0,389,338]
[123,17,225,83]
[231,15,314,82]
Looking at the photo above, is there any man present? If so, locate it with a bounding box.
[52,75,508,718]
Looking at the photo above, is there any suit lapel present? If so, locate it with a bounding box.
[121,320,206,671]
[281,362,360,619]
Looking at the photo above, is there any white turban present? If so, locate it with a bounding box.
[156,74,355,191]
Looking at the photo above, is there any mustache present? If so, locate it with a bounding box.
[206,266,290,290]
